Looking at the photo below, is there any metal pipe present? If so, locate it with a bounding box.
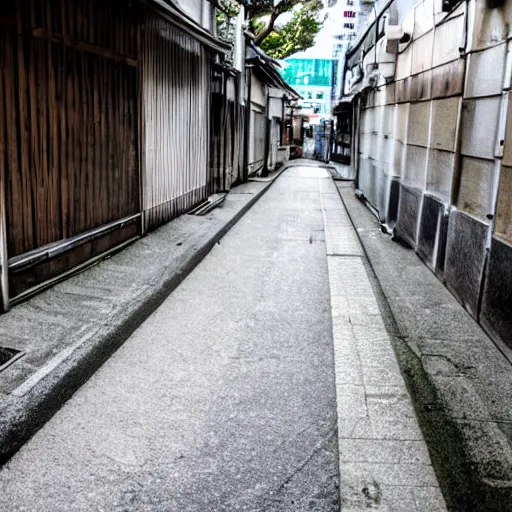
[289,105,294,144]
[10,236,139,307]
[242,64,253,182]
[281,94,286,145]
[9,213,140,272]
[0,175,9,312]
[262,85,271,176]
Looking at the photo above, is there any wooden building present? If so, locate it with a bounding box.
[0,0,229,310]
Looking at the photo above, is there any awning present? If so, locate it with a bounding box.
[146,0,232,54]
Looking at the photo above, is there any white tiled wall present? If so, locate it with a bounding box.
[460,97,500,159]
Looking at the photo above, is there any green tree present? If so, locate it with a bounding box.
[255,4,324,59]
[245,0,324,58]
[213,0,325,61]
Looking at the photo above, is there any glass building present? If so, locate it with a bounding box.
[281,58,333,115]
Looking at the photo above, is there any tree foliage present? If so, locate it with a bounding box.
[213,0,325,62]
[255,3,324,60]
[244,0,322,55]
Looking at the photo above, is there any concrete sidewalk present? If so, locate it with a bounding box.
[0,163,447,511]
[338,182,512,511]
[319,170,446,511]
[0,169,285,464]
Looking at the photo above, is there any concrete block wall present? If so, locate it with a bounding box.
[354,0,512,351]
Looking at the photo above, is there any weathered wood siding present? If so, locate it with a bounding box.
[210,73,245,192]
[142,12,210,231]
[0,0,139,300]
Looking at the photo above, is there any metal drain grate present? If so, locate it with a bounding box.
[0,347,24,373]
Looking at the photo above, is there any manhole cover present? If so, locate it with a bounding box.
[0,347,24,373]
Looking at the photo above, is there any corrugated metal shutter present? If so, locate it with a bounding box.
[142,12,210,231]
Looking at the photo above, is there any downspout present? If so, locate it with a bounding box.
[242,64,253,182]
[281,94,286,145]
[289,105,294,144]
[262,85,271,176]
[0,173,9,312]
[353,97,361,189]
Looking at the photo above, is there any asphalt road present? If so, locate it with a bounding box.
[0,167,340,511]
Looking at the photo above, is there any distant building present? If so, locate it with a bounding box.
[281,56,333,115]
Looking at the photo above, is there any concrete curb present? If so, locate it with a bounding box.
[335,182,512,511]
[0,167,286,465]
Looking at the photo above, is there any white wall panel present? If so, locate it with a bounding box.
[432,14,464,68]
[430,97,461,152]
[457,157,496,220]
[465,43,507,98]
[404,144,428,186]
[396,44,413,81]
[394,102,410,144]
[502,93,512,166]
[470,0,512,51]
[427,149,455,202]
[407,101,431,147]
[411,30,434,75]
[460,97,500,159]
[414,0,434,38]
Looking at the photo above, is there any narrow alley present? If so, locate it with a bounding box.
[0,165,444,511]
[3,0,512,510]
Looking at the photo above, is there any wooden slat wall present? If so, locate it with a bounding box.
[2,0,139,259]
[210,73,245,193]
[18,0,137,58]
[142,12,210,231]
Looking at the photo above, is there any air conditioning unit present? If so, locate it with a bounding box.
[383,5,410,53]
[376,37,396,79]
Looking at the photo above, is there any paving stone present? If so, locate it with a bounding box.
[318,170,445,510]
[337,393,368,418]
[339,439,430,464]
[366,394,418,423]
[365,385,411,398]
[336,384,366,396]
[363,365,406,387]
[334,365,364,386]
[341,462,439,487]
[413,486,450,511]
[346,417,425,441]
